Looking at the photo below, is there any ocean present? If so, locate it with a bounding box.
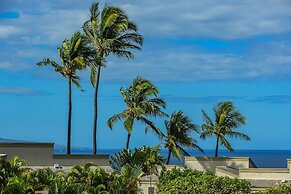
[54,148,291,168]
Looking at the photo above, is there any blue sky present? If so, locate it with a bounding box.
[1,0,291,151]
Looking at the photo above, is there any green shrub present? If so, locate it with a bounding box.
[157,168,251,194]
[258,184,291,194]
[30,168,68,193]
[0,176,33,194]
[0,156,30,191]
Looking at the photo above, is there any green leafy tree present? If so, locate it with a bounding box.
[200,101,250,157]
[164,111,203,165]
[82,2,143,154]
[37,32,89,154]
[107,77,167,149]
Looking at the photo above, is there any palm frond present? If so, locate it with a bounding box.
[201,109,214,127]
[220,136,234,152]
[90,65,97,87]
[139,116,163,139]
[107,112,125,130]
[224,130,251,141]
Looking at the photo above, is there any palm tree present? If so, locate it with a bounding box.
[107,77,166,149]
[200,101,250,157]
[109,146,164,175]
[164,111,203,165]
[68,163,96,187]
[109,164,143,194]
[37,32,89,154]
[82,2,143,154]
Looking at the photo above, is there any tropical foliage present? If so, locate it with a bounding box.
[6,154,283,194]
[108,77,167,149]
[109,146,164,175]
[0,156,145,194]
[82,2,143,154]
[163,110,203,164]
[0,156,29,190]
[37,32,89,154]
[109,164,143,194]
[157,168,251,194]
[200,101,250,157]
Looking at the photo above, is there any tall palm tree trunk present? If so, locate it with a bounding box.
[215,136,219,157]
[166,147,172,165]
[93,65,101,154]
[67,78,72,155]
[125,133,131,149]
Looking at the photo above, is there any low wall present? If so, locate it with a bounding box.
[185,156,256,173]
[0,142,54,166]
[216,166,239,178]
[53,154,109,166]
[238,168,291,180]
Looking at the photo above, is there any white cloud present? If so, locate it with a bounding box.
[111,0,291,39]
[1,0,291,82]
[2,0,291,42]
[0,86,50,96]
[0,25,22,38]
[0,61,28,71]
[101,39,291,81]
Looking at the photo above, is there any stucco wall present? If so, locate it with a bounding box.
[215,166,239,178]
[53,154,109,166]
[185,156,255,173]
[238,168,291,180]
[0,143,110,167]
[139,175,158,194]
[0,142,54,166]
[139,180,158,194]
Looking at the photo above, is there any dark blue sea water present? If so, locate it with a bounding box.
[54,148,291,168]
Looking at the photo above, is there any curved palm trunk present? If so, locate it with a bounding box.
[67,78,72,155]
[166,147,172,165]
[215,136,219,157]
[125,133,131,149]
[93,65,101,154]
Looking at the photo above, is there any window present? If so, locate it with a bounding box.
[148,186,155,194]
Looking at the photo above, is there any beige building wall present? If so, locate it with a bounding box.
[53,154,109,166]
[139,175,158,194]
[0,143,110,167]
[0,142,54,166]
[215,166,239,178]
[238,168,291,180]
[185,156,255,173]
